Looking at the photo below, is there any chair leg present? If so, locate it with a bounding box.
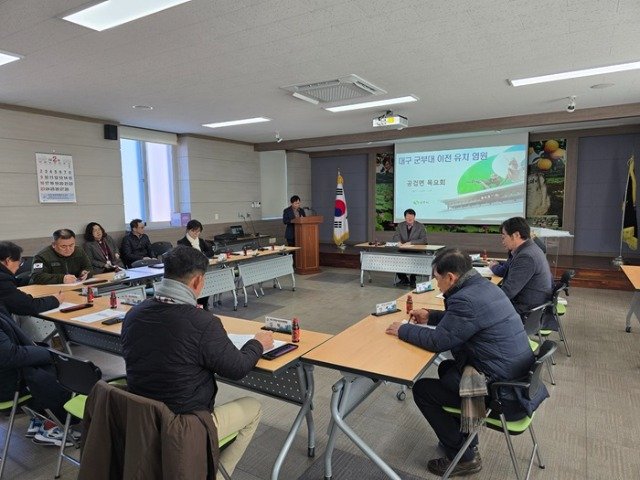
[500,413,523,480]
[556,315,572,357]
[0,390,20,479]
[218,463,232,480]
[441,428,481,479]
[545,358,556,385]
[54,413,72,478]
[529,423,545,469]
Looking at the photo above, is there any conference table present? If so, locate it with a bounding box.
[354,243,445,287]
[302,309,436,480]
[32,291,332,480]
[621,265,640,332]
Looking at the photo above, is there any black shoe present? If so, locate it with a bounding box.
[427,453,482,477]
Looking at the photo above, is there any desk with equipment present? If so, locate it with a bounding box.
[354,243,445,287]
[302,310,436,480]
[33,292,332,480]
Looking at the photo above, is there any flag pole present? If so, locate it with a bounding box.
[613,157,633,266]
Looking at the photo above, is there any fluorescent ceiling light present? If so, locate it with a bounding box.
[508,61,640,86]
[325,95,418,112]
[62,0,192,31]
[202,117,271,129]
[0,51,23,67]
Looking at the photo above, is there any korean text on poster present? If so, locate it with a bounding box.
[36,153,77,203]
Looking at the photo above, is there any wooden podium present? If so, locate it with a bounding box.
[292,215,323,274]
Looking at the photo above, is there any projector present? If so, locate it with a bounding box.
[372,114,408,129]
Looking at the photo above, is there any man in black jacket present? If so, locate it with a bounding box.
[120,219,154,267]
[0,241,60,317]
[0,312,71,424]
[122,246,273,477]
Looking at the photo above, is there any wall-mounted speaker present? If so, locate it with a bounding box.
[104,124,118,140]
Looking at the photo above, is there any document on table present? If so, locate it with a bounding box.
[71,309,127,324]
[401,320,436,329]
[227,333,286,353]
[473,266,494,278]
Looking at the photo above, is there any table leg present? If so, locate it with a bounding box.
[360,269,365,287]
[271,364,316,480]
[625,291,640,332]
[54,325,73,354]
[323,376,400,480]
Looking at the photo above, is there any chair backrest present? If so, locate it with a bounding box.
[49,350,102,396]
[16,256,33,276]
[151,241,173,258]
[553,269,575,297]
[523,304,548,336]
[130,258,162,268]
[528,340,557,399]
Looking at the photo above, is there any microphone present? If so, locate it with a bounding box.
[303,206,316,215]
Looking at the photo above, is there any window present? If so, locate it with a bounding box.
[121,138,175,226]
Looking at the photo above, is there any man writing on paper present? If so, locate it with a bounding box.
[30,229,92,284]
[392,208,427,286]
[385,248,535,477]
[122,246,274,477]
[496,217,552,319]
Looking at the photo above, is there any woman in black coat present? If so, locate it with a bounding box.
[177,220,213,309]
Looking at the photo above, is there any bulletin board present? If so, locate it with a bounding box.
[36,153,77,203]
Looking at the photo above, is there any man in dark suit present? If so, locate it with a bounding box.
[282,195,305,246]
[120,219,154,267]
[393,208,428,286]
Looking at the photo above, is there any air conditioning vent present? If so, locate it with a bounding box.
[282,74,386,103]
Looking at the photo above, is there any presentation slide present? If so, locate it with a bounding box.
[394,134,528,224]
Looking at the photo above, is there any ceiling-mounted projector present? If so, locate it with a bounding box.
[372,110,408,129]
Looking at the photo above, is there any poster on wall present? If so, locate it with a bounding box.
[36,153,77,203]
[375,152,395,231]
[526,139,566,228]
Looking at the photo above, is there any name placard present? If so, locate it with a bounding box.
[375,300,398,315]
[264,316,292,333]
[415,281,434,293]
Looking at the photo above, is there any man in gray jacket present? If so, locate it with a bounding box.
[498,217,553,318]
[392,208,427,286]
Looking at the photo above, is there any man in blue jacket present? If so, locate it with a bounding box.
[386,248,535,477]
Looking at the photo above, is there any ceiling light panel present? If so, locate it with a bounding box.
[62,0,193,31]
[0,51,23,67]
[202,117,271,129]
[509,61,640,86]
[325,95,419,113]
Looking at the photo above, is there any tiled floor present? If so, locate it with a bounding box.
[2,267,639,479]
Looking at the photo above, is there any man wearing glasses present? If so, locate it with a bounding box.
[120,219,154,268]
[30,229,92,284]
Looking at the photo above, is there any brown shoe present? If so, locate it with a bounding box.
[427,453,482,477]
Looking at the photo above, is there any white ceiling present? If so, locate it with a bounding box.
[1,0,640,147]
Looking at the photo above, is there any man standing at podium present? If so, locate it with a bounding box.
[282,195,305,246]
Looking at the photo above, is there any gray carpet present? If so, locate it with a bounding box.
[297,449,425,480]
[305,272,360,284]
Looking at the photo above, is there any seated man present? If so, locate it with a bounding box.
[392,208,427,286]
[120,219,154,267]
[0,311,73,440]
[386,248,537,476]
[122,246,274,477]
[498,217,553,318]
[0,241,61,317]
[30,229,92,284]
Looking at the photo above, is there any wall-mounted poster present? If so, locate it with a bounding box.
[375,152,395,231]
[526,139,566,228]
[36,153,76,203]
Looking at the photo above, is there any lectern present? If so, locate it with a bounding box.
[292,215,323,274]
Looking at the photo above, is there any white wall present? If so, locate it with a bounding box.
[287,151,312,209]
[0,109,123,239]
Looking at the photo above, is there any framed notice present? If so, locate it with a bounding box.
[36,153,77,203]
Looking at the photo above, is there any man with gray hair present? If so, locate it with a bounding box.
[122,246,273,477]
[31,229,92,284]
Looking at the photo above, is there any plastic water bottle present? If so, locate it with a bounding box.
[406,294,413,314]
[87,287,94,304]
[110,291,117,309]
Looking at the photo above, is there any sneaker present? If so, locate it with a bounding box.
[427,453,482,477]
[32,426,80,447]
[25,417,43,437]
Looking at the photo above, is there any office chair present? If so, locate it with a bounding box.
[0,375,32,479]
[47,350,121,478]
[150,241,172,258]
[524,303,555,385]
[540,269,575,357]
[441,340,557,480]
